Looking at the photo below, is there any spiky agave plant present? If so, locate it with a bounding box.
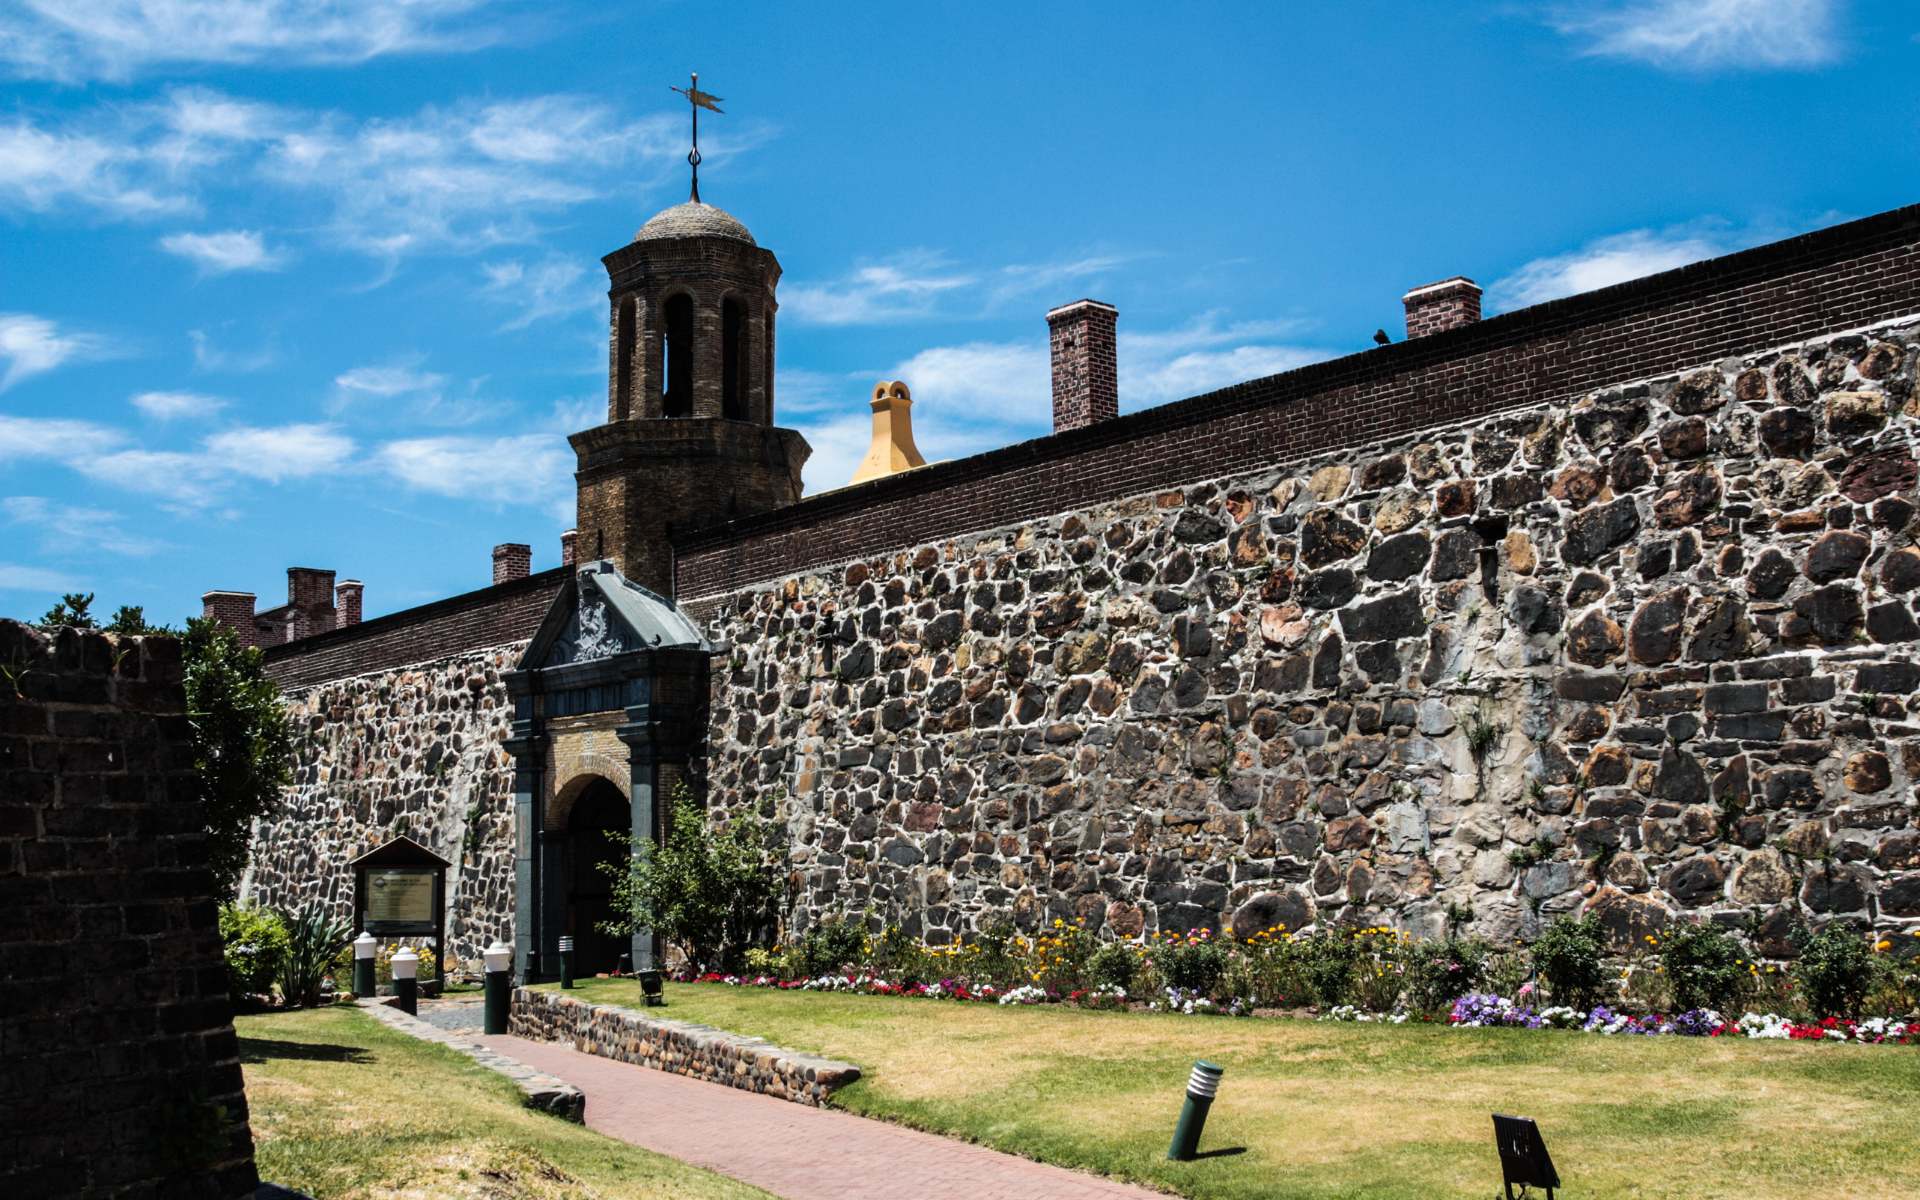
[276,901,352,1008]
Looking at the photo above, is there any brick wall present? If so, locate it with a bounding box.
[261,568,565,690]
[0,620,259,1199]
[675,203,1920,604]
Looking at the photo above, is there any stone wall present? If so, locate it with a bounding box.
[0,620,259,1199]
[243,644,522,968]
[702,318,1920,956]
[510,988,860,1105]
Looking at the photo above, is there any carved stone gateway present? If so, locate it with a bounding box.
[504,561,711,980]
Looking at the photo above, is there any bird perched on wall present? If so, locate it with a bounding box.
[1373,329,1392,346]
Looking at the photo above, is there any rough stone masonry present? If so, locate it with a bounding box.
[237,201,1920,967]
[701,319,1920,955]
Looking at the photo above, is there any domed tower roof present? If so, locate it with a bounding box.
[633,201,756,245]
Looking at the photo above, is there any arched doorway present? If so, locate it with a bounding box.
[565,778,631,976]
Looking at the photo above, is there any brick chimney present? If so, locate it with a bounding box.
[1047,299,1118,433]
[335,580,363,626]
[286,567,336,636]
[1402,277,1482,339]
[493,543,531,584]
[200,590,258,647]
[560,529,578,567]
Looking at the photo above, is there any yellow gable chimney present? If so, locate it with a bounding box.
[850,380,927,485]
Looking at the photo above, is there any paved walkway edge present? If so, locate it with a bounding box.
[354,997,585,1121]
[511,987,861,1107]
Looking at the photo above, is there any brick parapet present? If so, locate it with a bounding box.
[0,619,259,1199]
[260,568,564,690]
[674,203,1920,602]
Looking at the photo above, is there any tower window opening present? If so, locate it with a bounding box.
[663,293,694,417]
[722,299,746,420]
[615,296,636,420]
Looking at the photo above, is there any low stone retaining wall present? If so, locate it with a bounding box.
[357,998,584,1121]
[510,988,861,1106]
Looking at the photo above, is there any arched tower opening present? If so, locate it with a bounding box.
[721,297,747,420]
[614,296,636,421]
[662,293,694,418]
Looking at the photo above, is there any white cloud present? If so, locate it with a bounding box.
[0,0,502,82]
[784,253,978,325]
[2,496,161,557]
[1557,0,1840,70]
[80,448,224,509]
[0,313,105,391]
[1128,344,1328,405]
[374,433,571,508]
[0,563,78,593]
[886,340,1050,427]
[482,255,591,329]
[783,251,1131,327]
[335,362,448,399]
[0,121,188,216]
[131,390,225,421]
[0,415,123,461]
[204,424,354,481]
[159,229,282,273]
[188,328,275,373]
[1490,224,1741,308]
[0,88,710,267]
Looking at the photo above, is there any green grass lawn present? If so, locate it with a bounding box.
[238,1005,768,1200]
[546,978,1920,1200]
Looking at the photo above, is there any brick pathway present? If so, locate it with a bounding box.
[477,1034,1163,1199]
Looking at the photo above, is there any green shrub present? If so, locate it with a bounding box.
[967,917,1024,988]
[218,903,287,1002]
[1031,919,1096,992]
[1297,931,1362,1007]
[1531,915,1608,1009]
[869,923,932,986]
[601,790,785,973]
[1152,933,1229,997]
[1658,921,1750,1013]
[1404,935,1490,1014]
[276,901,352,1008]
[1794,924,1880,1018]
[1088,941,1139,993]
[797,915,869,978]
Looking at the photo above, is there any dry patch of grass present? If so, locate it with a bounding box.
[239,1006,766,1200]
[550,979,1920,1200]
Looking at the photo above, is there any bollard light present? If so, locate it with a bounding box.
[352,932,376,999]
[1167,1060,1225,1162]
[391,946,420,1016]
[483,940,512,1035]
[558,935,575,990]
[639,968,664,1007]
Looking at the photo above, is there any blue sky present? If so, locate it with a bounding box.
[1,0,1916,624]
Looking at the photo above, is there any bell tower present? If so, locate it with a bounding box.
[570,199,811,593]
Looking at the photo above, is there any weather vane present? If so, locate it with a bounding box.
[670,71,724,203]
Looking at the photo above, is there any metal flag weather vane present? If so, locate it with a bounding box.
[670,71,724,203]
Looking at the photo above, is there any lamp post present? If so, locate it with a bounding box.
[1167,1060,1225,1161]
[391,946,420,1016]
[484,940,512,1035]
[352,931,376,999]
[558,935,575,989]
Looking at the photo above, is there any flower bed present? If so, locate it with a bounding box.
[669,968,1919,1047]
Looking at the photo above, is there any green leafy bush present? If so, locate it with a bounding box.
[797,915,869,978]
[1088,941,1139,993]
[1152,933,1229,997]
[869,923,932,986]
[1794,924,1880,1018]
[277,901,352,1008]
[1404,935,1490,1014]
[218,903,287,1002]
[1658,921,1751,1013]
[601,790,785,972]
[1297,931,1362,1007]
[184,619,294,900]
[1531,915,1608,1010]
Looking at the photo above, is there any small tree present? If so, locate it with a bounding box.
[183,618,293,900]
[39,592,97,628]
[600,789,783,972]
